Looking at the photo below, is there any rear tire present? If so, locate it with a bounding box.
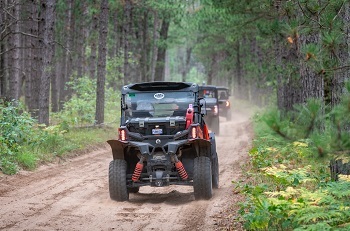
[109,159,129,201]
[212,156,219,189]
[193,156,213,200]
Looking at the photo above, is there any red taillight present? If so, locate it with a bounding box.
[191,126,197,138]
[225,101,230,107]
[118,128,127,141]
[189,125,204,139]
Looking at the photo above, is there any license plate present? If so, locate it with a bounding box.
[152,128,163,135]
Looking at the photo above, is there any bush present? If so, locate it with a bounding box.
[0,101,36,174]
[239,86,350,230]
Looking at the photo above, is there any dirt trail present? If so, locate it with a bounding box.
[0,110,253,231]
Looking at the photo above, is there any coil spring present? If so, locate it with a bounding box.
[132,162,143,182]
[175,161,188,180]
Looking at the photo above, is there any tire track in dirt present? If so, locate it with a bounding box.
[0,110,253,231]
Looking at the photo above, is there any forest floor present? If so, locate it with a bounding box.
[0,107,254,231]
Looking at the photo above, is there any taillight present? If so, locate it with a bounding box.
[118,128,127,141]
[191,126,197,138]
[225,101,230,107]
[214,105,218,115]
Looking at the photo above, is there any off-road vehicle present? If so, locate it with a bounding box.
[107,82,219,201]
[198,85,220,135]
[217,86,231,121]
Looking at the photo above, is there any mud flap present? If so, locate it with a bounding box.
[107,140,126,160]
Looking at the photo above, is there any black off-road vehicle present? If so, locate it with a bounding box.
[217,86,231,121]
[198,85,220,135]
[107,82,219,201]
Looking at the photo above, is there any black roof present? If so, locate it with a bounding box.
[216,86,229,90]
[198,85,218,90]
[122,81,198,93]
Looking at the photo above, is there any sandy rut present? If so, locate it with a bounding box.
[0,110,253,231]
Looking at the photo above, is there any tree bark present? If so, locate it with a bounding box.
[331,1,350,107]
[64,0,74,98]
[38,0,56,125]
[154,17,170,81]
[76,1,88,78]
[0,0,7,98]
[31,1,44,118]
[233,41,242,99]
[181,47,192,82]
[95,0,108,125]
[207,55,215,85]
[150,10,159,82]
[24,0,36,110]
[123,0,131,85]
[140,10,149,82]
[89,3,98,79]
[8,1,21,101]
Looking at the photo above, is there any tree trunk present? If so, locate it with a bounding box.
[31,1,44,118]
[9,1,21,101]
[207,55,215,85]
[150,10,159,82]
[181,47,192,82]
[89,4,98,79]
[76,1,88,78]
[95,0,108,125]
[299,35,324,102]
[0,0,7,98]
[233,41,242,99]
[38,0,56,126]
[123,0,131,85]
[154,17,170,81]
[331,1,350,107]
[64,0,74,98]
[140,10,149,82]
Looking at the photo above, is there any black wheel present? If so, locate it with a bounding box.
[212,156,219,189]
[193,156,213,200]
[109,159,129,201]
[128,187,140,193]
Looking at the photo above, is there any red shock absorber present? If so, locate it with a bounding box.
[175,161,188,180]
[132,162,143,182]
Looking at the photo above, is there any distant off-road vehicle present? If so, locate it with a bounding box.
[216,86,231,121]
[107,82,219,201]
[198,85,220,135]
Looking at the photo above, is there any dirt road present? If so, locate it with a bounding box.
[0,110,253,231]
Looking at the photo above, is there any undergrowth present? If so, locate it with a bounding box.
[0,76,120,175]
[238,83,350,230]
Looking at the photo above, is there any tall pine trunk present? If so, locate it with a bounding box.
[154,17,170,81]
[31,2,44,118]
[39,0,56,125]
[89,4,98,79]
[95,0,108,125]
[331,1,350,107]
[150,10,159,82]
[9,1,21,101]
[123,0,131,85]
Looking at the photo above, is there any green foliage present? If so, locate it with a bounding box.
[240,89,350,230]
[52,77,96,127]
[0,101,36,174]
[52,76,120,127]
